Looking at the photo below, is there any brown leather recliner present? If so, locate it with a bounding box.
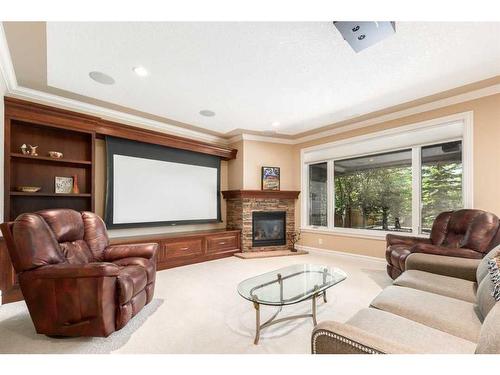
[386,209,500,279]
[0,209,158,337]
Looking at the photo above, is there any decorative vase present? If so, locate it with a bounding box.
[72,175,80,194]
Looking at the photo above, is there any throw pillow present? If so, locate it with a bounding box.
[487,257,500,301]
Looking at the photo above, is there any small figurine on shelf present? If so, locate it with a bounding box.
[72,174,80,194]
[287,229,301,252]
[28,145,38,156]
[20,144,28,155]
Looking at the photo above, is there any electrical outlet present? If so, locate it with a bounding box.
[318,238,323,245]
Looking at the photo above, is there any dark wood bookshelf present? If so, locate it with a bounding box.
[4,103,95,222]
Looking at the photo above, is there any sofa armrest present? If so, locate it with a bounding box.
[410,243,482,259]
[386,233,430,247]
[311,321,417,354]
[21,262,120,280]
[405,253,481,281]
[104,243,158,261]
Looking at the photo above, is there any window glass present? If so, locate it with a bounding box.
[421,141,462,233]
[334,150,412,232]
[308,162,328,226]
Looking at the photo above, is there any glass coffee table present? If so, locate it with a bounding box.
[237,264,347,344]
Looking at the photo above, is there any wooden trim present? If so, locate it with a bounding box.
[221,190,301,200]
[97,119,237,160]
[5,97,237,160]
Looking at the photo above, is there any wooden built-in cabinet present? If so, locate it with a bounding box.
[111,229,241,270]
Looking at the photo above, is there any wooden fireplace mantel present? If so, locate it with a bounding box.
[221,190,300,200]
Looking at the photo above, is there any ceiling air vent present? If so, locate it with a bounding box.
[333,22,396,53]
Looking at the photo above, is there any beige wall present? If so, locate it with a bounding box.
[293,93,500,258]
[227,141,244,189]
[95,139,228,238]
[227,140,297,191]
[242,140,296,190]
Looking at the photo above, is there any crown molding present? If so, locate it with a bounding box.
[7,85,228,145]
[229,82,499,146]
[293,83,500,145]
[227,133,295,145]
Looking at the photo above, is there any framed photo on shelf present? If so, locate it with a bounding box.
[55,176,73,194]
[261,166,280,191]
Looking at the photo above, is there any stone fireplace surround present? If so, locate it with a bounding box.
[222,190,300,252]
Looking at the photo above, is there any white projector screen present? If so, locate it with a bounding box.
[105,137,221,228]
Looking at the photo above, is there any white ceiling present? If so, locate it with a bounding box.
[46,22,500,136]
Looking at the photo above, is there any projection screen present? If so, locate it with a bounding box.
[105,136,221,228]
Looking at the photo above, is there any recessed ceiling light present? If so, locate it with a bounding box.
[89,71,115,85]
[132,66,149,77]
[271,121,280,128]
[199,110,216,117]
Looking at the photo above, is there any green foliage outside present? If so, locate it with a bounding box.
[334,162,462,232]
[421,162,462,231]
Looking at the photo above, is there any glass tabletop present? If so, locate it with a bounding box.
[237,264,347,306]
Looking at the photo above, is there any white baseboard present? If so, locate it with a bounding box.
[295,244,386,263]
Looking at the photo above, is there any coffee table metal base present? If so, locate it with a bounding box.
[252,291,327,345]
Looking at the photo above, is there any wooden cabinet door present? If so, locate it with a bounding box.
[206,233,239,254]
[163,239,204,259]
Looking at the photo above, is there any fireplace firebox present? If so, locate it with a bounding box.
[252,211,286,247]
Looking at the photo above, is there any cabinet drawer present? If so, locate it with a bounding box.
[206,234,239,253]
[163,239,203,258]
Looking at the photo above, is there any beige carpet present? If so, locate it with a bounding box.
[0,249,391,354]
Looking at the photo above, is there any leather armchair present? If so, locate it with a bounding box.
[0,209,158,337]
[386,209,500,279]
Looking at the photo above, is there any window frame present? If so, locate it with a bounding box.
[300,112,473,239]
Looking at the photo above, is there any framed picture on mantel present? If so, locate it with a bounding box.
[261,166,280,191]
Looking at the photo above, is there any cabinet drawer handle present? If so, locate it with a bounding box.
[180,247,189,250]
[219,242,226,245]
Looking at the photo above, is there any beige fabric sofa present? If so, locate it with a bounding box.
[312,246,500,354]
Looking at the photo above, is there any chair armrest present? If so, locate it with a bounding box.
[311,321,417,354]
[21,262,120,280]
[410,243,482,259]
[405,253,481,281]
[386,233,430,247]
[104,243,158,261]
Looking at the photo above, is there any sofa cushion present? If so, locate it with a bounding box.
[488,257,500,301]
[113,257,155,284]
[37,209,85,243]
[405,253,480,281]
[116,265,148,305]
[370,285,482,342]
[476,270,497,320]
[394,270,477,303]
[347,308,476,354]
[59,240,94,264]
[477,246,500,284]
[476,302,500,353]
